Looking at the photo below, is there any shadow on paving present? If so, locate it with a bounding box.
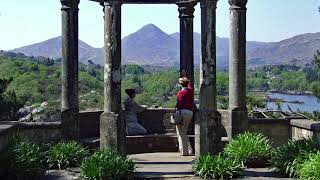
[238,168,294,179]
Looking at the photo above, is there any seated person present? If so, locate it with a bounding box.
[124,89,147,135]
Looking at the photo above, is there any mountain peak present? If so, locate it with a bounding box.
[136,24,167,36]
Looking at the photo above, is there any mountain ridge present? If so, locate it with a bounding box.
[10,24,320,68]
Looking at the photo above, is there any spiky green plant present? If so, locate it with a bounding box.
[47,141,89,170]
[0,137,47,179]
[224,132,272,167]
[270,138,319,177]
[298,151,320,180]
[80,150,135,180]
[193,153,241,179]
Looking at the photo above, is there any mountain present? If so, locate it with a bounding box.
[122,24,179,66]
[10,24,320,68]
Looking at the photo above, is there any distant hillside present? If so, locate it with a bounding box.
[10,24,320,68]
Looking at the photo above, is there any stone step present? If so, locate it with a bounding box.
[81,134,229,154]
[130,152,197,179]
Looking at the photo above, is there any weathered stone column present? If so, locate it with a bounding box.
[196,0,222,157]
[177,1,197,85]
[100,1,125,154]
[60,0,80,140]
[228,0,248,137]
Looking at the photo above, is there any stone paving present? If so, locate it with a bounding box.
[43,152,294,180]
[129,152,294,180]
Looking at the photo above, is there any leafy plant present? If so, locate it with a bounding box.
[224,132,272,167]
[0,137,47,179]
[193,153,241,179]
[298,151,320,180]
[270,138,319,177]
[80,150,135,180]
[47,141,89,170]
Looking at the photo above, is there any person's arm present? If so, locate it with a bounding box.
[176,91,183,109]
[132,100,147,113]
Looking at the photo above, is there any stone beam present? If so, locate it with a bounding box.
[60,0,80,140]
[100,1,126,154]
[228,0,248,137]
[89,0,199,4]
[196,0,222,157]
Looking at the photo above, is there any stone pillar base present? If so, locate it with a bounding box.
[61,108,79,140]
[195,109,222,157]
[100,111,126,154]
[229,108,248,138]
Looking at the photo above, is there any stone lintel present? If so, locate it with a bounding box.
[90,0,198,4]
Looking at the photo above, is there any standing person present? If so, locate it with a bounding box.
[124,89,148,135]
[175,74,194,156]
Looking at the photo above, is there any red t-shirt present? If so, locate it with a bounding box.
[176,83,194,111]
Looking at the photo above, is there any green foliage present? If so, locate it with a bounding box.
[47,141,90,170]
[247,93,267,111]
[298,151,320,180]
[270,138,319,177]
[0,78,24,120]
[224,132,272,167]
[80,150,135,180]
[314,50,320,69]
[0,137,47,178]
[193,154,241,179]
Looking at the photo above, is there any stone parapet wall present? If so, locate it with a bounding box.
[1,109,320,153]
[291,119,320,144]
[0,121,62,152]
[248,118,291,147]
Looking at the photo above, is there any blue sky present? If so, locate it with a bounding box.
[0,0,319,50]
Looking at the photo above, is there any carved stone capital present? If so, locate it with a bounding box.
[101,0,123,7]
[177,1,197,18]
[200,0,218,9]
[228,0,247,10]
[60,0,80,10]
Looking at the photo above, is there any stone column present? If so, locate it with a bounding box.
[196,0,222,157]
[228,0,248,137]
[177,1,197,85]
[100,1,125,154]
[60,0,80,140]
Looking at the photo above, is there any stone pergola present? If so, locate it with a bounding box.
[60,0,248,156]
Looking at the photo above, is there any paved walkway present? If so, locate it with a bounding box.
[129,152,294,180]
[43,152,294,179]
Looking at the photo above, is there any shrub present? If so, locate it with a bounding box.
[0,137,47,179]
[224,132,272,167]
[298,151,320,180]
[47,141,89,170]
[270,138,319,177]
[193,153,241,179]
[80,150,135,180]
